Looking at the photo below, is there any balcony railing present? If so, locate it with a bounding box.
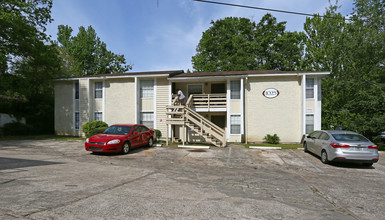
[186,94,226,110]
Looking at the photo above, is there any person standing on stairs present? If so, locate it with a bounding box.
[177,89,185,105]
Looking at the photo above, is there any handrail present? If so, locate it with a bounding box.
[189,94,226,109]
[167,95,226,147]
[186,94,193,107]
[185,106,225,144]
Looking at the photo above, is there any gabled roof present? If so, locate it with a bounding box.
[55,69,330,81]
[169,70,330,80]
[55,70,184,80]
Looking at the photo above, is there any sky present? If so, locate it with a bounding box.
[45,0,355,73]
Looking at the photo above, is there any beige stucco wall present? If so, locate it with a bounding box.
[104,78,135,125]
[245,76,302,143]
[54,81,74,135]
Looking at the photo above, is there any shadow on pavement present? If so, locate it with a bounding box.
[0,157,63,170]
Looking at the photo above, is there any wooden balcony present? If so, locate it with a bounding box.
[186,93,226,112]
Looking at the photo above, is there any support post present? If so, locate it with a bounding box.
[166,123,169,146]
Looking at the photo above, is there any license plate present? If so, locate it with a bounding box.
[347,147,367,151]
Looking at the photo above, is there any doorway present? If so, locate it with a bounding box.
[211,83,226,94]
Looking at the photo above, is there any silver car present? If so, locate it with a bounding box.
[303,130,379,166]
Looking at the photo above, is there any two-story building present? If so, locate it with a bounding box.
[54,70,329,146]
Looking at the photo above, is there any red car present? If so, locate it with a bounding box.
[85,124,155,154]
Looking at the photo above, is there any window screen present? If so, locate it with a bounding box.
[94,112,103,121]
[95,82,103,99]
[75,112,79,129]
[306,114,314,134]
[140,112,154,128]
[230,115,241,134]
[230,80,240,99]
[140,80,154,98]
[306,78,314,99]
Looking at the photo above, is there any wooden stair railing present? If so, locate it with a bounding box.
[166,95,226,147]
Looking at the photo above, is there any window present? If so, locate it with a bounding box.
[306,78,314,99]
[95,82,103,99]
[319,132,330,140]
[187,84,203,97]
[140,80,154,98]
[140,112,154,128]
[230,80,240,99]
[306,114,314,134]
[94,112,103,121]
[75,112,79,129]
[230,115,241,134]
[75,83,79,99]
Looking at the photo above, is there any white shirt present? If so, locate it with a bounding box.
[177,90,185,100]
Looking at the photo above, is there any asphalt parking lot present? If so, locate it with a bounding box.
[0,140,384,219]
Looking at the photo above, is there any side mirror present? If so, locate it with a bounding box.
[133,131,138,135]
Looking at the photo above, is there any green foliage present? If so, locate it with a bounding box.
[263,134,280,144]
[192,14,306,72]
[0,0,61,135]
[0,0,54,74]
[56,25,132,77]
[82,121,108,137]
[154,129,162,140]
[303,0,385,139]
[3,122,33,136]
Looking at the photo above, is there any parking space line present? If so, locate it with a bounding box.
[291,150,324,173]
[226,146,232,167]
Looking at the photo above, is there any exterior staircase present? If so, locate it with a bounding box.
[166,95,226,147]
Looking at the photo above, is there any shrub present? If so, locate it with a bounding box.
[82,121,108,137]
[263,134,280,144]
[372,135,382,144]
[3,122,33,136]
[154,129,162,140]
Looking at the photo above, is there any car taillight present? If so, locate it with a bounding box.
[368,145,378,149]
[330,143,350,148]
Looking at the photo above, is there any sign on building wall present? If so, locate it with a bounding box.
[262,88,279,99]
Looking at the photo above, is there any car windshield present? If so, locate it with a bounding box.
[103,126,131,135]
[332,134,369,142]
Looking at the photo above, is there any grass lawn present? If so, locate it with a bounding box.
[242,143,302,149]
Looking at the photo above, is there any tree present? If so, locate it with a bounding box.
[56,25,132,76]
[304,0,385,139]
[0,0,62,134]
[0,0,53,74]
[191,14,306,72]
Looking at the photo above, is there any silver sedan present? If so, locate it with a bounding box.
[303,130,379,166]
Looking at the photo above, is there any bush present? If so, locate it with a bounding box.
[263,134,280,144]
[154,129,162,140]
[82,121,108,137]
[3,122,33,136]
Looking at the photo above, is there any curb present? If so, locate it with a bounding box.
[178,145,210,149]
[249,146,282,150]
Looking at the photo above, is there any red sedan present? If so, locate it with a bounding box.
[85,124,155,154]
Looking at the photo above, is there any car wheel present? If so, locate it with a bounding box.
[303,142,309,153]
[148,137,153,147]
[363,163,373,167]
[321,150,329,164]
[121,142,130,154]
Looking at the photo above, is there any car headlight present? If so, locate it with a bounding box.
[107,139,120,145]
[86,138,89,143]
